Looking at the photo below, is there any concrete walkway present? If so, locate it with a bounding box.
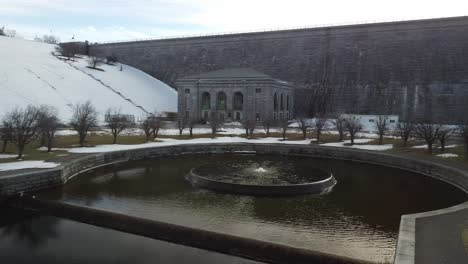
[415,206,468,263]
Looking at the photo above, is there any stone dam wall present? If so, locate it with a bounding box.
[87,17,468,122]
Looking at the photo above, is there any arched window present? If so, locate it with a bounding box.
[233,92,243,110]
[273,93,278,111]
[201,92,211,110]
[280,93,284,111]
[286,95,290,111]
[217,92,227,110]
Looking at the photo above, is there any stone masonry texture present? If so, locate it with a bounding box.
[87,17,468,122]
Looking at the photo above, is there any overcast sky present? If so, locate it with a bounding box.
[1,0,467,42]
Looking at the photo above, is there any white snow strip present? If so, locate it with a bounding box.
[321,138,393,151]
[0,154,17,159]
[63,137,312,153]
[412,144,462,149]
[436,153,459,158]
[61,136,392,154]
[0,36,176,123]
[0,161,60,171]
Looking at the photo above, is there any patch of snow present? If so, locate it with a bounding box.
[436,153,459,158]
[321,138,392,151]
[37,146,67,151]
[412,144,461,149]
[0,154,17,159]
[62,137,313,154]
[0,161,60,171]
[55,129,78,136]
[0,36,176,123]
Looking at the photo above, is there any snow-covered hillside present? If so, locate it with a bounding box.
[0,36,177,122]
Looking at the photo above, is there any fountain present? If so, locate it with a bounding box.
[186,157,337,196]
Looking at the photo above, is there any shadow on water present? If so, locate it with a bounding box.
[0,206,59,250]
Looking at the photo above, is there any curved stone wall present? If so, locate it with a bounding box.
[187,168,336,196]
[2,143,468,196]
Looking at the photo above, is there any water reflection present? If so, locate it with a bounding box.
[33,154,468,263]
[0,207,59,250]
[0,207,260,264]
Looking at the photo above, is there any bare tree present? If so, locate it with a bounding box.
[459,122,468,159]
[296,114,311,140]
[414,122,442,154]
[0,126,10,153]
[105,108,133,144]
[56,43,79,60]
[88,56,104,69]
[279,119,289,140]
[188,118,197,138]
[106,54,118,65]
[177,115,186,136]
[37,106,60,152]
[70,101,98,147]
[344,118,362,145]
[331,116,346,141]
[396,121,415,147]
[0,26,5,36]
[375,115,389,145]
[208,111,223,138]
[141,115,162,141]
[151,116,163,139]
[42,35,60,44]
[141,117,153,142]
[242,119,256,138]
[262,118,273,137]
[437,126,456,152]
[2,106,41,159]
[313,117,327,143]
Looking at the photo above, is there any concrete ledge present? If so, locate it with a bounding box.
[9,195,371,264]
[187,168,337,196]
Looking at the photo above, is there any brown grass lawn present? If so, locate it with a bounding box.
[1,130,467,167]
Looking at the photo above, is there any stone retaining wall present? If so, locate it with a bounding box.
[187,168,336,196]
[2,143,468,196]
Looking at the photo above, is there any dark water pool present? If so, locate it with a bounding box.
[2,154,467,263]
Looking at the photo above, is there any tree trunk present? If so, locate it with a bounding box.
[350,134,355,145]
[282,130,286,140]
[440,139,445,151]
[1,140,7,153]
[338,132,343,142]
[47,137,53,152]
[266,129,270,137]
[146,134,151,142]
[302,129,307,140]
[403,137,408,147]
[245,128,249,138]
[379,134,384,145]
[428,143,433,154]
[179,129,183,136]
[17,144,25,160]
[79,134,86,147]
[211,128,216,138]
[189,128,193,138]
[316,131,320,143]
[112,134,117,144]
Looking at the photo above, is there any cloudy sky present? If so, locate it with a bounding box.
[1,0,467,42]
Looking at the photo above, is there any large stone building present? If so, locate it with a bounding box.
[175,68,295,122]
